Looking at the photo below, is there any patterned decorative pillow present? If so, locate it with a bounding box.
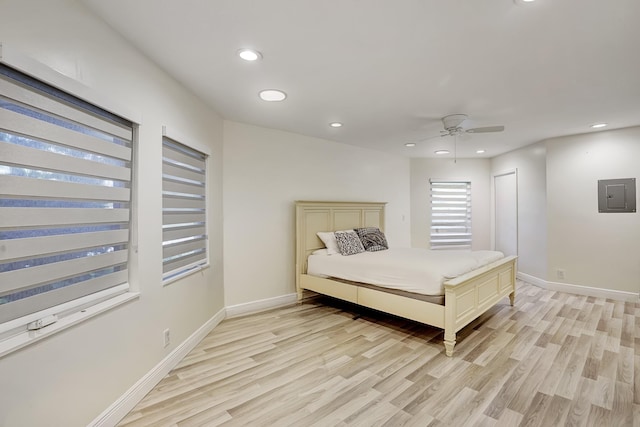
[354,227,388,252]
[334,230,365,256]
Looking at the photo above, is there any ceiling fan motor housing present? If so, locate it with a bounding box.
[442,114,468,131]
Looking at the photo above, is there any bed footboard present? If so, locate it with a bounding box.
[442,255,517,356]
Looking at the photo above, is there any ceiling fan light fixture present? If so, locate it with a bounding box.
[259,89,287,101]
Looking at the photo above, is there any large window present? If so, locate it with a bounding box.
[0,64,134,325]
[430,180,472,250]
[162,134,208,282]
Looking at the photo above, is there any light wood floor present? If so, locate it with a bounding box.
[118,281,639,426]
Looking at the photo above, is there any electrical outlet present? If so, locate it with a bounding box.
[163,329,170,348]
[557,269,565,280]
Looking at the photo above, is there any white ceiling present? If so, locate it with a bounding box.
[84,0,640,159]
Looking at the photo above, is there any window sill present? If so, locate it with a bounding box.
[0,291,139,359]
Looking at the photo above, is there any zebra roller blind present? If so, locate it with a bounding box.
[162,137,208,281]
[430,180,472,250]
[0,64,134,324]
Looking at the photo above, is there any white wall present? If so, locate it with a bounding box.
[2,2,636,426]
[223,121,411,306]
[0,1,224,426]
[546,126,640,293]
[491,142,548,279]
[410,158,492,250]
[492,128,640,295]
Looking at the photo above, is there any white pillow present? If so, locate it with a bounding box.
[317,230,355,255]
[317,231,340,255]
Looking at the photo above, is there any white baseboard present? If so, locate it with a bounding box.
[88,307,226,427]
[517,272,639,302]
[225,293,298,318]
[516,272,548,288]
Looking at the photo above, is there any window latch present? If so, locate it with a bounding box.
[27,314,58,330]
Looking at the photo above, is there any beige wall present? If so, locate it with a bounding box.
[0,1,225,426]
[223,121,411,307]
[545,126,640,292]
[410,158,492,250]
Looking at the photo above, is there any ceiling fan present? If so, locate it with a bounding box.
[417,114,504,161]
[433,114,504,138]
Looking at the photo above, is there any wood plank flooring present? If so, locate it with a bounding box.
[118,281,639,426]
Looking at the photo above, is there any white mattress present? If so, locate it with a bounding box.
[307,247,504,296]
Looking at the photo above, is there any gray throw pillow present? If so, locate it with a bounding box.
[354,227,388,252]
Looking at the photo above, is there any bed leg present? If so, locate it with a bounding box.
[509,291,515,306]
[444,332,456,357]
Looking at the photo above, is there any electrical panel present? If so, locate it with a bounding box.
[598,178,636,213]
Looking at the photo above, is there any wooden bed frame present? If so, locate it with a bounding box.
[295,201,517,356]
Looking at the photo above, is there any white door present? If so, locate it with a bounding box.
[494,170,518,256]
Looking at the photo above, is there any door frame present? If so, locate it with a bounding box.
[492,168,518,256]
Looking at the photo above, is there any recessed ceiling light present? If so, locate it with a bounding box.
[434,150,450,155]
[238,49,262,61]
[590,123,607,129]
[405,143,416,147]
[513,0,535,4]
[259,89,287,102]
[329,122,343,128]
[476,149,486,154]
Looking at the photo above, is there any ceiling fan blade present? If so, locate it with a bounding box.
[465,125,504,134]
[415,134,446,142]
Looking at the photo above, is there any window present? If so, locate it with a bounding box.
[0,64,134,325]
[430,180,472,250]
[162,133,208,282]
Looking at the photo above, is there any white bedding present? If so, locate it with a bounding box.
[307,247,504,296]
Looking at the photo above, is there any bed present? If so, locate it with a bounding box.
[295,201,517,356]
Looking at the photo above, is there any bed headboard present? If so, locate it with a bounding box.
[295,201,386,291]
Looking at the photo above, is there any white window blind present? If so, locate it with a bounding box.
[162,137,207,281]
[430,180,472,250]
[0,64,133,324]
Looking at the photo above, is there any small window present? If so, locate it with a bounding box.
[0,64,134,324]
[162,135,208,282]
[430,180,472,250]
